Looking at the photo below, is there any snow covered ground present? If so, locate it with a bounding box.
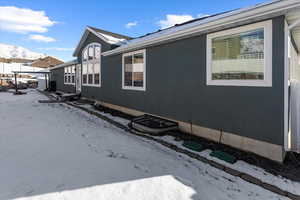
[160,136,300,196]
[71,103,300,196]
[0,90,289,200]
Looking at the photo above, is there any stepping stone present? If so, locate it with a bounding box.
[210,150,237,164]
[183,141,204,152]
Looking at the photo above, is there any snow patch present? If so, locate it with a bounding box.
[98,33,127,45]
[0,90,290,200]
[160,135,300,196]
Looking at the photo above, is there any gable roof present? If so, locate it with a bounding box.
[102,0,300,56]
[31,56,63,68]
[73,26,133,56]
[88,26,133,40]
[72,0,300,58]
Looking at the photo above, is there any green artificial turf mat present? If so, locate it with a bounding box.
[210,150,237,164]
[182,141,204,152]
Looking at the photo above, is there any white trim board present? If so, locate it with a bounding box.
[73,27,128,57]
[81,43,102,88]
[122,49,146,91]
[50,60,78,70]
[64,83,75,86]
[206,20,273,87]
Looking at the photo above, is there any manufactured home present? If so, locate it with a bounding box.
[50,0,300,162]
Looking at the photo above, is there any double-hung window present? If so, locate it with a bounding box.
[122,49,146,91]
[64,65,75,85]
[82,43,101,87]
[206,20,272,87]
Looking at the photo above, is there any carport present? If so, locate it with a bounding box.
[12,70,51,94]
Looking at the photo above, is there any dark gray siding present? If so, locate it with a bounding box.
[77,32,112,63]
[81,16,285,146]
[51,67,75,93]
[51,32,112,93]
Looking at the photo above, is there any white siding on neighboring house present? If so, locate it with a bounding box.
[0,62,44,74]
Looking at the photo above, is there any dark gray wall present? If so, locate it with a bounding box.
[77,32,112,63]
[80,16,285,146]
[51,32,111,93]
[51,67,75,93]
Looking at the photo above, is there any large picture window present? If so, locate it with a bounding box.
[82,43,101,87]
[122,49,146,91]
[64,65,75,85]
[206,20,272,87]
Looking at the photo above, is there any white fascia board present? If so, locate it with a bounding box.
[102,0,300,56]
[86,27,126,45]
[87,27,126,45]
[86,27,111,44]
[73,27,127,57]
[72,27,111,57]
[50,60,78,70]
[73,29,90,57]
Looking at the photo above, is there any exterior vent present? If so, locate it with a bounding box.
[129,114,178,135]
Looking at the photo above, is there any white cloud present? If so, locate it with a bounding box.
[157,14,194,29]
[38,47,74,51]
[125,21,138,29]
[197,13,210,18]
[0,6,55,33]
[29,34,56,42]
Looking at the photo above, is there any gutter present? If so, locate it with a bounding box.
[102,0,300,56]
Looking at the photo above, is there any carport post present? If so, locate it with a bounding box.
[14,72,18,93]
[45,74,47,90]
[47,74,50,90]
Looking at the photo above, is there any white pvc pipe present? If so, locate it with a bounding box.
[289,18,300,30]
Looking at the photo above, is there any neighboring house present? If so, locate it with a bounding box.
[0,58,37,85]
[0,56,63,86]
[50,0,300,162]
[0,58,34,63]
[31,56,63,69]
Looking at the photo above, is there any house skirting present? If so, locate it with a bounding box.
[95,100,285,162]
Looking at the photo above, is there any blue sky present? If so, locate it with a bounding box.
[0,0,267,61]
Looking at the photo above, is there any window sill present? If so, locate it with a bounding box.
[82,84,101,88]
[122,86,146,91]
[206,80,272,87]
[64,83,75,86]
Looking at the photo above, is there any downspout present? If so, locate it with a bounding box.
[284,20,291,152]
[287,17,300,152]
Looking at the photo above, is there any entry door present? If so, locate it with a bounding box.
[76,64,82,93]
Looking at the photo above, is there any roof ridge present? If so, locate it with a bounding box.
[87,26,133,40]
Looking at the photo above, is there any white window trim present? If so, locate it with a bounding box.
[82,43,101,87]
[206,20,273,87]
[122,49,146,91]
[64,66,75,85]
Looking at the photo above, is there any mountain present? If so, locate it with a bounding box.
[0,43,46,60]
